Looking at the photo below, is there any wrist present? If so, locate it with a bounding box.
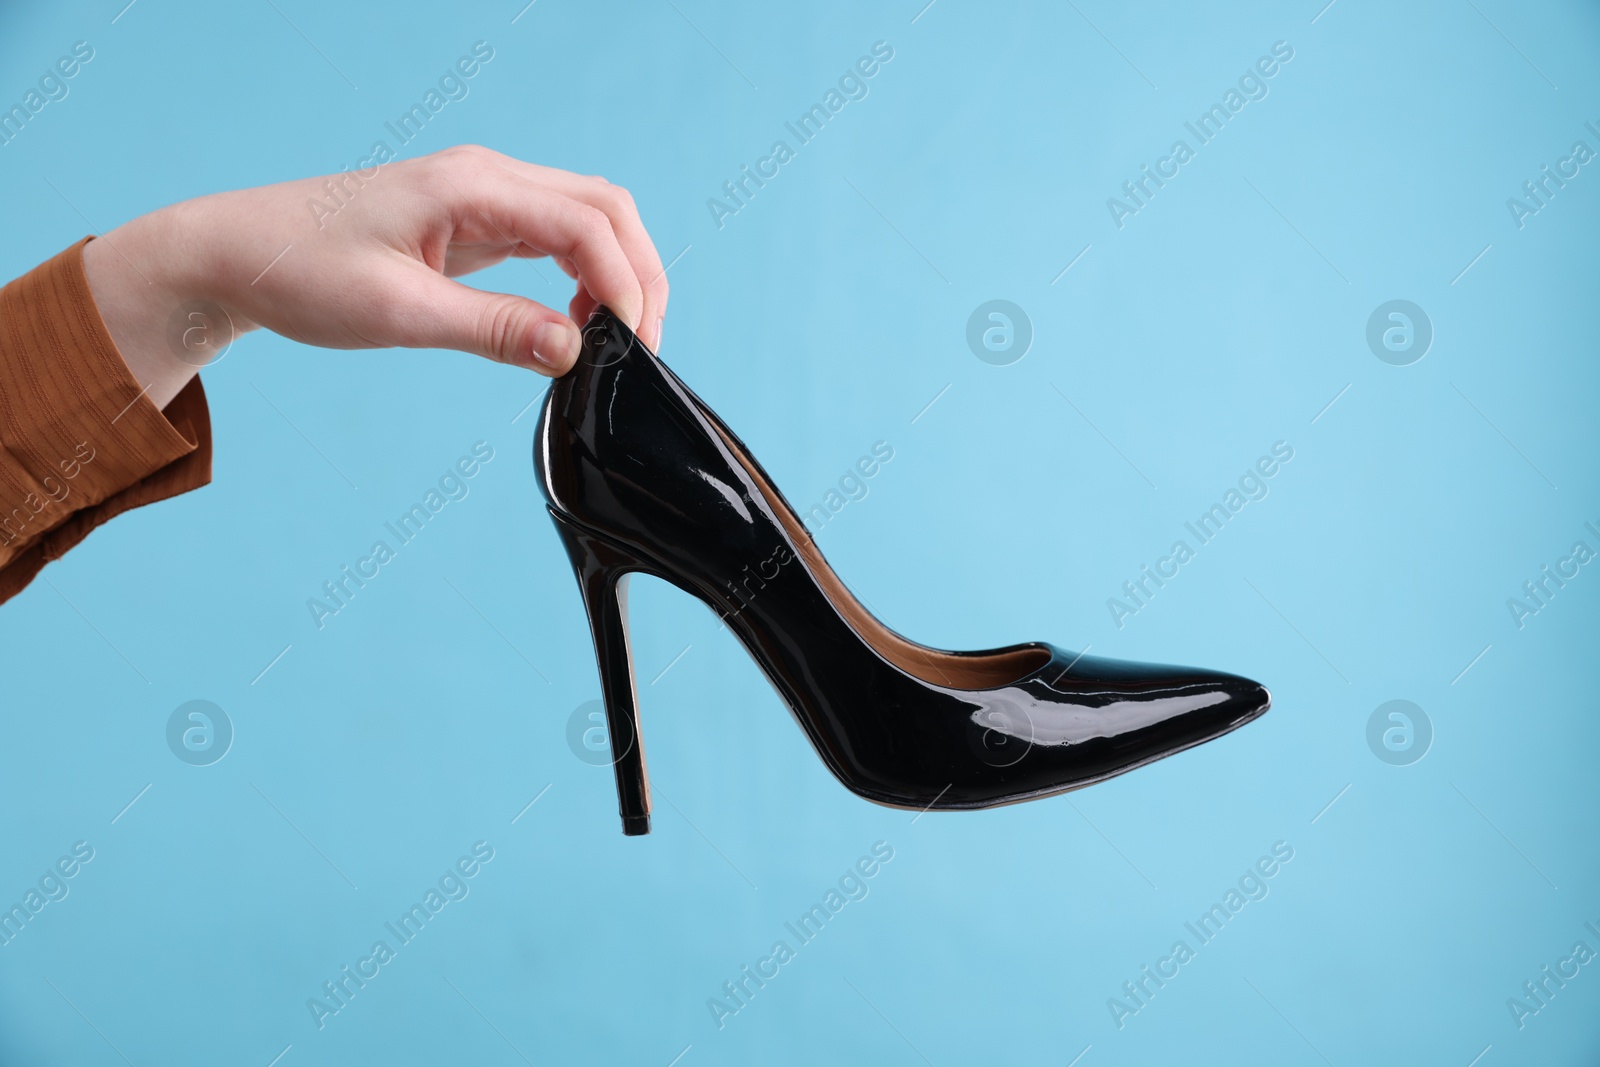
[82,203,251,407]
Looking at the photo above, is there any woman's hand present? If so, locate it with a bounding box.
[82,145,668,408]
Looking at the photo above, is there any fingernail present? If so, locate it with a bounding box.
[531,321,580,370]
[654,315,664,352]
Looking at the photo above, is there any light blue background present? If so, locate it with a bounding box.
[2,1,1597,1063]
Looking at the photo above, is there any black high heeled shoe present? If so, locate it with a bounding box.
[535,309,1270,835]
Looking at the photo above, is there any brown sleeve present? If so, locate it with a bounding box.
[0,236,212,605]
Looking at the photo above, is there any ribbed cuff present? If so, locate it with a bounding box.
[0,236,212,602]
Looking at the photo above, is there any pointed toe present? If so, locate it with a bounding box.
[1162,668,1272,746]
[946,655,1274,806]
[1204,671,1271,731]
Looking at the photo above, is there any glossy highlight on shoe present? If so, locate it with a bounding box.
[536,308,1271,835]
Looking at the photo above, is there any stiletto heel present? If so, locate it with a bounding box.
[537,308,1271,836]
[550,509,653,836]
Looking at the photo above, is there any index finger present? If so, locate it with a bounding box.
[447,162,646,338]
[487,157,669,351]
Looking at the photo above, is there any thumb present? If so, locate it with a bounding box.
[407,271,582,374]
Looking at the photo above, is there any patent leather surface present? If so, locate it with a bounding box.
[536,309,1271,834]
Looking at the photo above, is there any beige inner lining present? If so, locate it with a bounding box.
[707,419,1050,690]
